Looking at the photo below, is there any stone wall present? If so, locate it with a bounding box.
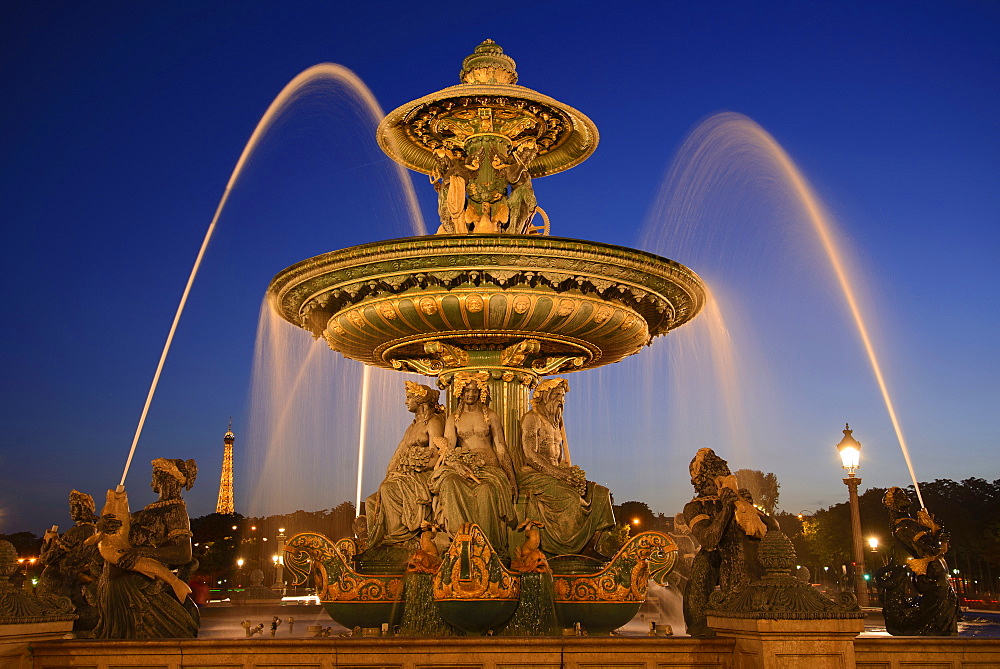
[26,636,1000,669]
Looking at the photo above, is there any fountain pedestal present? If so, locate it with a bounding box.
[706,530,867,669]
[705,616,865,669]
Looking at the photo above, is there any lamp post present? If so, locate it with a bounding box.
[273,528,287,593]
[836,423,869,607]
[236,557,245,589]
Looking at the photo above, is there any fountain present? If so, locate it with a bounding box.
[268,39,697,637]
[26,39,1000,669]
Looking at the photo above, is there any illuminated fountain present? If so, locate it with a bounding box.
[267,40,704,635]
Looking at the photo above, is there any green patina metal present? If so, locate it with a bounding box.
[706,530,866,621]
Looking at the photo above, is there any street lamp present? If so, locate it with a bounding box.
[236,557,245,588]
[273,528,287,593]
[836,423,869,607]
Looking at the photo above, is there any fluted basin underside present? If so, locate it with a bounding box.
[268,235,705,374]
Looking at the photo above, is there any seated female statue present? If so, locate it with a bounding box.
[365,381,445,548]
[517,378,615,557]
[94,458,199,639]
[431,372,517,554]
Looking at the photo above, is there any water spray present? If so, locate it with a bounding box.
[118,63,425,487]
[355,364,372,516]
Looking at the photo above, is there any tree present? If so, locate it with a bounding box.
[613,501,668,533]
[0,531,42,557]
[734,469,780,515]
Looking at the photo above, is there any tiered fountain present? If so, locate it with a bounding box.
[268,40,705,636]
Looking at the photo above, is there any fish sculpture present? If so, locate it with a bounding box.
[85,486,192,602]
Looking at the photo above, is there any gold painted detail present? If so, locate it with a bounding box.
[433,522,520,602]
[283,532,403,604]
[269,236,704,373]
[424,341,469,367]
[406,96,568,158]
[551,531,677,604]
[531,356,585,375]
[392,357,444,376]
[500,339,541,367]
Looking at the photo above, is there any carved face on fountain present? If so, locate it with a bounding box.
[404,381,439,413]
[461,383,481,406]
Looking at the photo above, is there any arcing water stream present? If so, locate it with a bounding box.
[118,64,424,493]
[640,112,925,508]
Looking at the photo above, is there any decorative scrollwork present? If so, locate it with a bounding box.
[433,523,520,602]
[283,532,403,604]
[551,531,677,604]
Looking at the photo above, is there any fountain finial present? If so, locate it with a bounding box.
[459,39,518,85]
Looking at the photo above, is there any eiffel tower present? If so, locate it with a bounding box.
[215,419,235,514]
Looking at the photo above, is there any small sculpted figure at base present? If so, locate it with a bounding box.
[366,381,446,549]
[511,519,549,573]
[37,490,102,630]
[681,448,775,637]
[431,372,517,555]
[874,487,960,636]
[406,521,442,574]
[93,458,200,639]
[517,378,615,557]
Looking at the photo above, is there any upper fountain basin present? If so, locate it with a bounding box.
[267,235,705,373]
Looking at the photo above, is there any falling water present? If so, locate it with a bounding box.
[244,302,427,515]
[118,63,426,489]
[237,65,428,517]
[638,112,925,508]
[356,366,372,515]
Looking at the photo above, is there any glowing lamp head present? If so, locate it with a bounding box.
[868,537,879,550]
[236,558,245,568]
[278,528,285,534]
[632,518,640,525]
[836,423,862,475]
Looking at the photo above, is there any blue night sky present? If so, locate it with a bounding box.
[1,2,997,533]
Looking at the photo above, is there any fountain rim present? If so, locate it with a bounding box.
[266,233,707,373]
[377,82,599,178]
[268,233,705,295]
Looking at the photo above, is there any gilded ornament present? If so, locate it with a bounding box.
[419,298,439,315]
[513,295,531,314]
[594,306,613,324]
[552,532,677,603]
[557,299,576,317]
[377,302,397,320]
[465,294,485,313]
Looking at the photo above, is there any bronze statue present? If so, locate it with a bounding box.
[431,372,517,554]
[37,490,101,630]
[517,378,614,556]
[93,458,199,639]
[874,487,960,636]
[505,137,539,233]
[365,381,445,548]
[681,448,774,636]
[430,143,472,234]
[0,539,74,623]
